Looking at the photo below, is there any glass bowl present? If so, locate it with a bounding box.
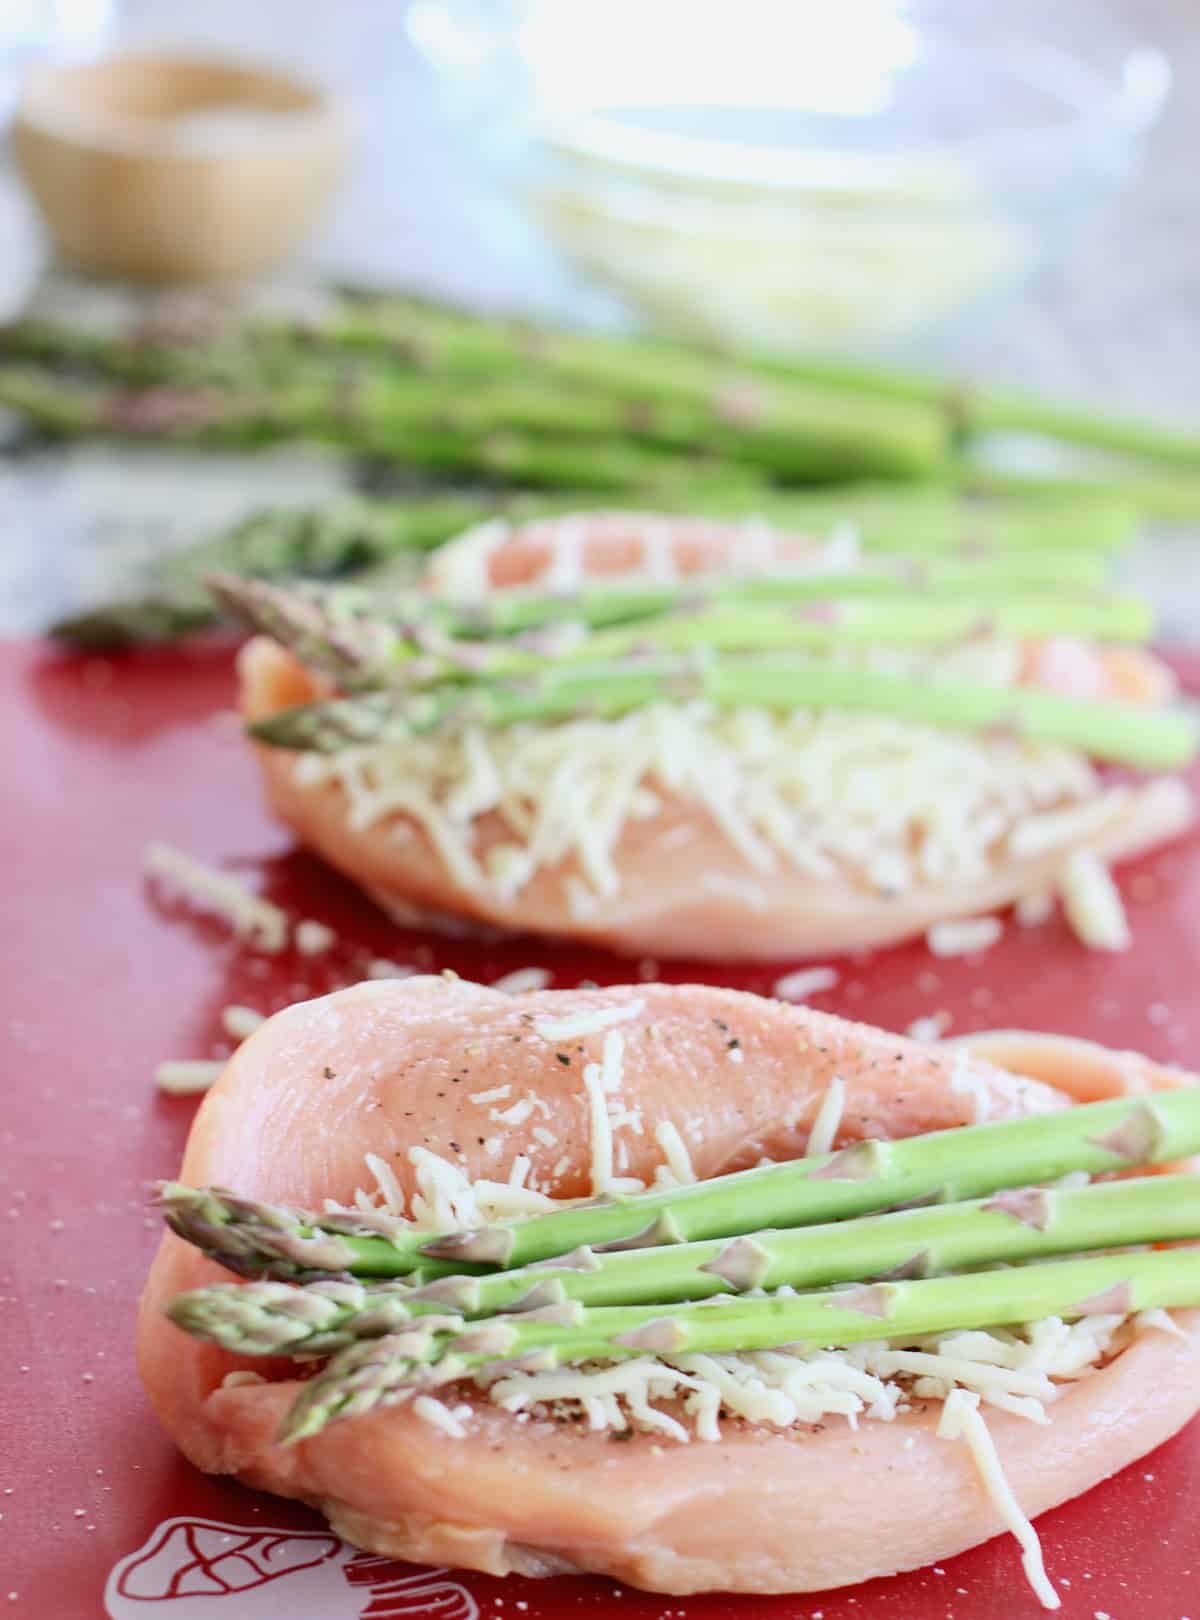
[406,0,1169,352]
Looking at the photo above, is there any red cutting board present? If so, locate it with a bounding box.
[3,638,1200,1620]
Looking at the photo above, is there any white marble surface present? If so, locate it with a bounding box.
[1,0,1198,634]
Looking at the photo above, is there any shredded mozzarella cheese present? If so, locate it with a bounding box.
[155,1059,224,1095]
[949,1050,991,1125]
[145,842,289,952]
[806,1075,846,1156]
[773,966,840,1003]
[938,1389,1060,1610]
[290,687,1115,922]
[413,1394,469,1438]
[534,1001,645,1042]
[654,1120,697,1186]
[1059,851,1131,952]
[220,1005,265,1041]
[491,966,553,994]
[926,915,1004,958]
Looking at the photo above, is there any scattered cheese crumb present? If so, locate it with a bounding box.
[413,1394,469,1438]
[654,1120,697,1185]
[926,915,1004,958]
[906,1012,951,1042]
[949,1050,991,1125]
[366,959,418,979]
[220,1005,265,1041]
[295,918,336,955]
[806,1075,846,1156]
[155,1060,224,1095]
[144,842,289,952]
[491,966,552,994]
[1015,890,1054,928]
[470,1085,512,1105]
[492,1097,535,1127]
[1059,851,1131,953]
[773,966,840,1003]
[535,1000,645,1042]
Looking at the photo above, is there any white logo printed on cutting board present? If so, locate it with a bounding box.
[104,1517,479,1619]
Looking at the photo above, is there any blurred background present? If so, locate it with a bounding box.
[0,0,1197,635]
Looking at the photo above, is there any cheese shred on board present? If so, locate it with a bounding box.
[145,842,290,952]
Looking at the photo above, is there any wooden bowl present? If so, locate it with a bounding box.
[12,53,349,282]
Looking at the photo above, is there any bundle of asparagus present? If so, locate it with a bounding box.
[47,483,1140,649]
[7,291,1200,486]
[159,1088,1200,1444]
[210,552,1195,770]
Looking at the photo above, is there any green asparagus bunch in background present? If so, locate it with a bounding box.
[8,289,1200,553]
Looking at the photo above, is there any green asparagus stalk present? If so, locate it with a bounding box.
[959,464,1200,525]
[167,1172,1200,1358]
[247,650,1195,769]
[209,535,1116,664]
[156,1089,1200,1282]
[0,309,953,484]
[46,482,1134,650]
[0,365,777,499]
[9,292,1199,482]
[292,293,1200,474]
[211,571,1149,694]
[49,497,494,648]
[278,1247,1200,1442]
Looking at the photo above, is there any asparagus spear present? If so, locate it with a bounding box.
[167,1172,1200,1357]
[211,571,1149,694]
[156,1089,1200,1281]
[247,651,1196,769]
[0,365,777,498]
[49,497,493,648]
[0,311,953,484]
[208,538,1118,685]
[0,353,947,487]
[279,1247,1200,1442]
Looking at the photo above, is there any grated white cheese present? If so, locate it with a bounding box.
[1015,890,1055,928]
[949,1050,991,1126]
[294,918,336,956]
[938,1389,1060,1610]
[145,842,289,953]
[773,966,840,1003]
[492,1097,535,1127]
[219,1369,266,1389]
[413,1394,469,1439]
[926,915,1004,958]
[654,1120,697,1186]
[582,1060,615,1196]
[289,678,1118,926]
[469,1085,511,1105]
[491,966,553,995]
[806,1075,846,1156]
[366,958,419,979]
[1059,851,1131,953]
[220,1004,265,1041]
[155,1059,224,1095]
[535,1000,645,1042]
[906,1012,951,1042]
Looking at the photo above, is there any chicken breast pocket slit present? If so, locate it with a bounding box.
[219,509,1197,958]
[140,977,1200,1604]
